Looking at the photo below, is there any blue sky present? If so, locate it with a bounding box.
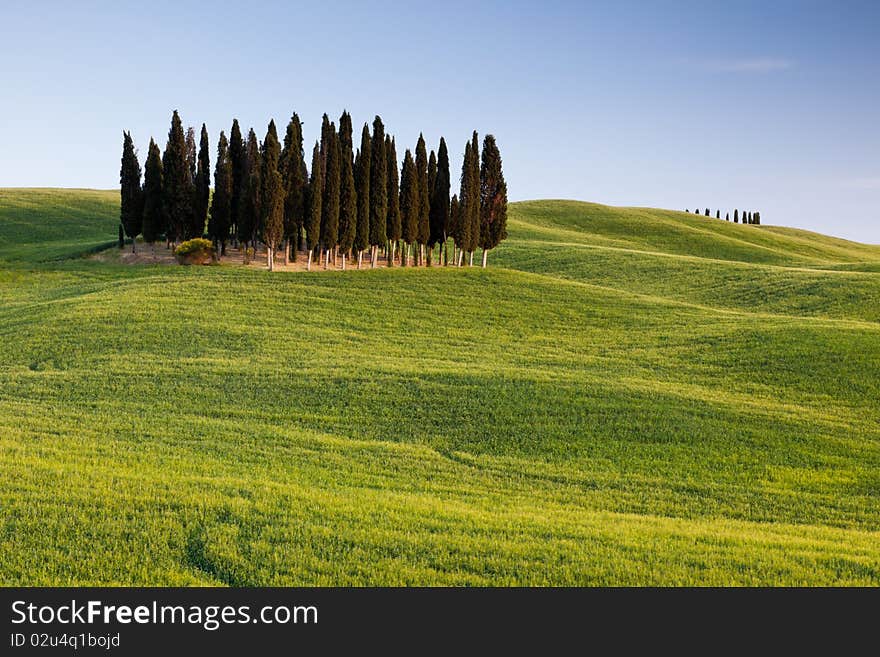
[1,0,878,242]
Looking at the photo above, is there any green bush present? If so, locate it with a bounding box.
[174,238,214,264]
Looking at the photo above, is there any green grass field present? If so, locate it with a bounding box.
[1,188,879,585]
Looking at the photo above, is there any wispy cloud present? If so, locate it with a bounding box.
[840,177,880,191]
[701,57,794,73]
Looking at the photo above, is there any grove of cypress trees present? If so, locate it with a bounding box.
[385,135,401,265]
[429,137,450,265]
[209,131,232,257]
[162,110,190,246]
[261,120,284,271]
[414,133,429,265]
[142,138,164,256]
[369,116,387,267]
[338,113,357,270]
[321,126,341,268]
[191,123,210,239]
[240,128,261,251]
[229,119,246,246]
[120,131,143,253]
[399,149,418,266]
[305,141,323,270]
[478,134,508,267]
[354,124,371,268]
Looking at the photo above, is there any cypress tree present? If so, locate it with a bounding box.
[734,209,739,223]
[353,125,371,268]
[229,119,246,246]
[320,114,333,180]
[305,141,323,270]
[478,134,508,267]
[726,212,730,221]
[118,224,125,249]
[162,110,190,245]
[120,131,143,253]
[414,133,429,265]
[280,113,306,263]
[369,116,387,267]
[209,131,232,257]
[754,211,761,225]
[456,141,472,266]
[240,128,261,249]
[190,124,210,239]
[385,135,401,265]
[449,193,461,264]
[426,149,437,265]
[142,138,164,256]
[321,126,341,268]
[716,209,720,219]
[338,113,357,270]
[429,137,450,265]
[185,127,196,187]
[400,149,418,266]
[184,126,198,238]
[261,120,284,270]
[748,211,753,224]
[705,208,710,217]
[460,132,481,265]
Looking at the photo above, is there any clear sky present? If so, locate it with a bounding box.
[1,0,877,242]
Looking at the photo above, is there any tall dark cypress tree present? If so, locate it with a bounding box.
[338,113,357,270]
[705,208,710,217]
[726,212,730,221]
[209,131,232,257]
[399,149,418,267]
[142,138,163,255]
[462,131,481,265]
[240,128,261,249]
[449,194,460,263]
[191,124,210,239]
[162,110,190,245]
[184,126,198,238]
[120,131,143,253]
[428,150,437,210]
[369,116,387,267]
[478,134,508,267]
[280,113,306,262]
[456,141,472,265]
[229,119,246,246]
[429,137,450,265]
[716,209,720,219]
[261,121,284,270]
[321,126,341,267]
[385,135,401,265]
[754,211,761,225]
[734,209,739,223]
[353,124,371,268]
[748,211,753,224]
[414,133,429,265]
[305,141,323,270]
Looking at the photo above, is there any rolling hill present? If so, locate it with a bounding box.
[1,188,878,585]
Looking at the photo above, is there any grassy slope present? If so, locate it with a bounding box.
[1,190,879,585]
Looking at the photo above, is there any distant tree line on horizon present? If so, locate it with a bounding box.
[685,208,762,225]
[119,110,508,270]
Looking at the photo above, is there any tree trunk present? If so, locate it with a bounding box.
[283,239,289,266]
[468,251,474,267]
[357,250,363,269]
[341,254,346,270]
[481,249,488,268]
[131,238,136,254]
[307,249,312,271]
[427,246,433,267]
